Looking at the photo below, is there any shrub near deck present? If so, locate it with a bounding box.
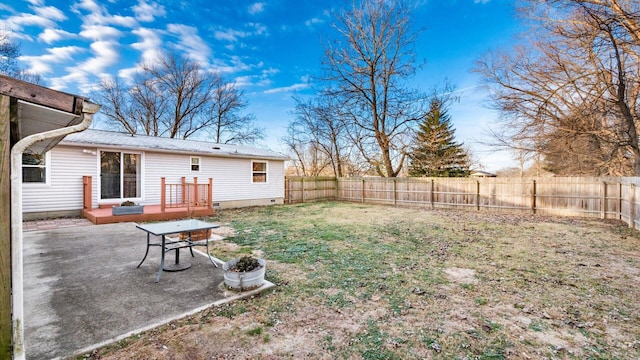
[84,202,640,359]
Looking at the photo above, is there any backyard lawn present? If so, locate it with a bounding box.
[83,202,640,359]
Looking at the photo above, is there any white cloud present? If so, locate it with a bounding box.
[167,24,212,65]
[131,27,164,64]
[72,0,137,27]
[214,23,268,42]
[248,2,265,15]
[79,25,123,41]
[211,55,252,74]
[214,28,250,42]
[132,0,166,22]
[20,46,84,74]
[81,40,120,73]
[38,28,75,43]
[3,13,57,30]
[264,75,311,94]
[305,17,324,27]
[33,5,66,21]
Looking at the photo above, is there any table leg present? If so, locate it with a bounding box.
[188,230,195,257]
[156,235,166,282]
[137,232,151,268]
[206,237,218,268]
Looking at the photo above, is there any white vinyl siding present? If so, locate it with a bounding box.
[144,152,284,204]
[23,146,98,213]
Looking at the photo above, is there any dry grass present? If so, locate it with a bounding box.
[80,202,640,359]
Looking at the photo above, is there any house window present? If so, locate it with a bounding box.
[191,157,200,172]
[100,151,141,200]
[22,151,48,183]
[252,161,267,183]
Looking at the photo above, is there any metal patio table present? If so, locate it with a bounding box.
[136,219,220,282]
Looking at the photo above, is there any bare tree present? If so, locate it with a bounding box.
[321,0,426,177]
[0,29,41,84]
[94,52,262,143]
[477,0,640,175]
[208,81,263,144]
[283,94,350,177]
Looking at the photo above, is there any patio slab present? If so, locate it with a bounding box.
[23,222,273,359]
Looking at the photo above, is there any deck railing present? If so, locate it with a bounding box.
[161,177,213,212]
[81,176,213,213]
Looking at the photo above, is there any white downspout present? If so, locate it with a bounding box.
[10,100,100,360]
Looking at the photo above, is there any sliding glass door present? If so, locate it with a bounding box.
[100,151,141,200]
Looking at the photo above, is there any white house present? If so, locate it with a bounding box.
[22,129,288,220]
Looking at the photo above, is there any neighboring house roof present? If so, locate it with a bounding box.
[60,129,288,161]
[470,170,497,177]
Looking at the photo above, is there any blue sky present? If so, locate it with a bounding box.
[1,0,522,172]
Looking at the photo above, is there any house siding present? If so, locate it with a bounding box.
[143,151,285,205]
[23,145,97,214]
[23,144,285,216]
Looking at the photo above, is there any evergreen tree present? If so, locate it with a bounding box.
[409,99,470,177]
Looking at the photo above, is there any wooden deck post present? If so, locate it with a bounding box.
[82,176,92,210]
[0,94,11,359]
[193,177,198,206]
[181,176,186,205]
[160,177,166,213]
[208,178,213,210]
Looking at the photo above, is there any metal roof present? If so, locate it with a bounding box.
[60,129,289,160]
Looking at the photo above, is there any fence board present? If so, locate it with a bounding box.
[285,176,640,229]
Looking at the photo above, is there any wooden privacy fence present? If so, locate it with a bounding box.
[285,176,640,229]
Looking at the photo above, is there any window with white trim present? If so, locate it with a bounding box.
[191,156,201,172]
[22,151,49,183]
[252,161,267,183]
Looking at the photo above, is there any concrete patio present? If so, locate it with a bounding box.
[22,221,273,359]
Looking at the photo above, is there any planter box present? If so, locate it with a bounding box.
[112,205,144,216]
[223,258,266,291]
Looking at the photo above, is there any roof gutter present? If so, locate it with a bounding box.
[10,100,100,360]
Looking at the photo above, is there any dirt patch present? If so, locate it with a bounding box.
[444,267,478,284]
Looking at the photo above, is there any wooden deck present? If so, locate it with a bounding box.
[82,204,214,225]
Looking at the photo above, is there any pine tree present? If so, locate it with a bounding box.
[409,99,470,177]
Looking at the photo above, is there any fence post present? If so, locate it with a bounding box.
[393,178,397,206]
[362,178,365,203]
[301,178,305,203]
[473,180,479,211]
[619,182,623,220]
[335,177,339,200]
[531,179,537,214]
[161,177,166,213]
[430,179,435,209]
[601,181,607,219]
[630,183,636,229]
